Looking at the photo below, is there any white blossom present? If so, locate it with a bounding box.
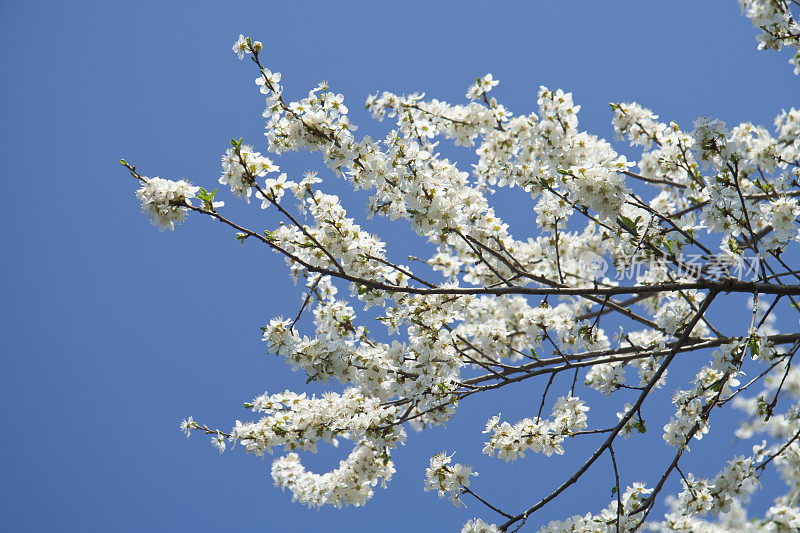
[423,452,476,507]
[219,144,279,202]
[461,518,500,533]
[135,176,199,231]
[232,34,249,60]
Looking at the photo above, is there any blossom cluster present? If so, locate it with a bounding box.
[233,388,405,508]
[739,0,800,74]
[536,482,653,532]
[423,452,476,507]
[233,388,404,455]
[270,442,397,508]
[135,176,199,231]
[482,396,589,461]
[219,143,279,202]
[460,518,500,533]
[663,342,744,447]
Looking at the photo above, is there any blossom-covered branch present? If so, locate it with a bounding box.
[125,20,800,532]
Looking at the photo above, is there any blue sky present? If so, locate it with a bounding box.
[1,1,798,532]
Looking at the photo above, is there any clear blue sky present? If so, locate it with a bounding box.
[1,1,798,531]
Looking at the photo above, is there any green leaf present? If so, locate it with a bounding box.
[611,486,618,496]
[749,337,760,357]
[619,216,638,235]
[197,187,217,205]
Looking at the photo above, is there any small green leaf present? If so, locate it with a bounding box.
[619,216,638,235]
[749,337,760,357]
[197,187,216,204]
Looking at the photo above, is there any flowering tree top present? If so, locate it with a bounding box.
[124,3,800,531]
